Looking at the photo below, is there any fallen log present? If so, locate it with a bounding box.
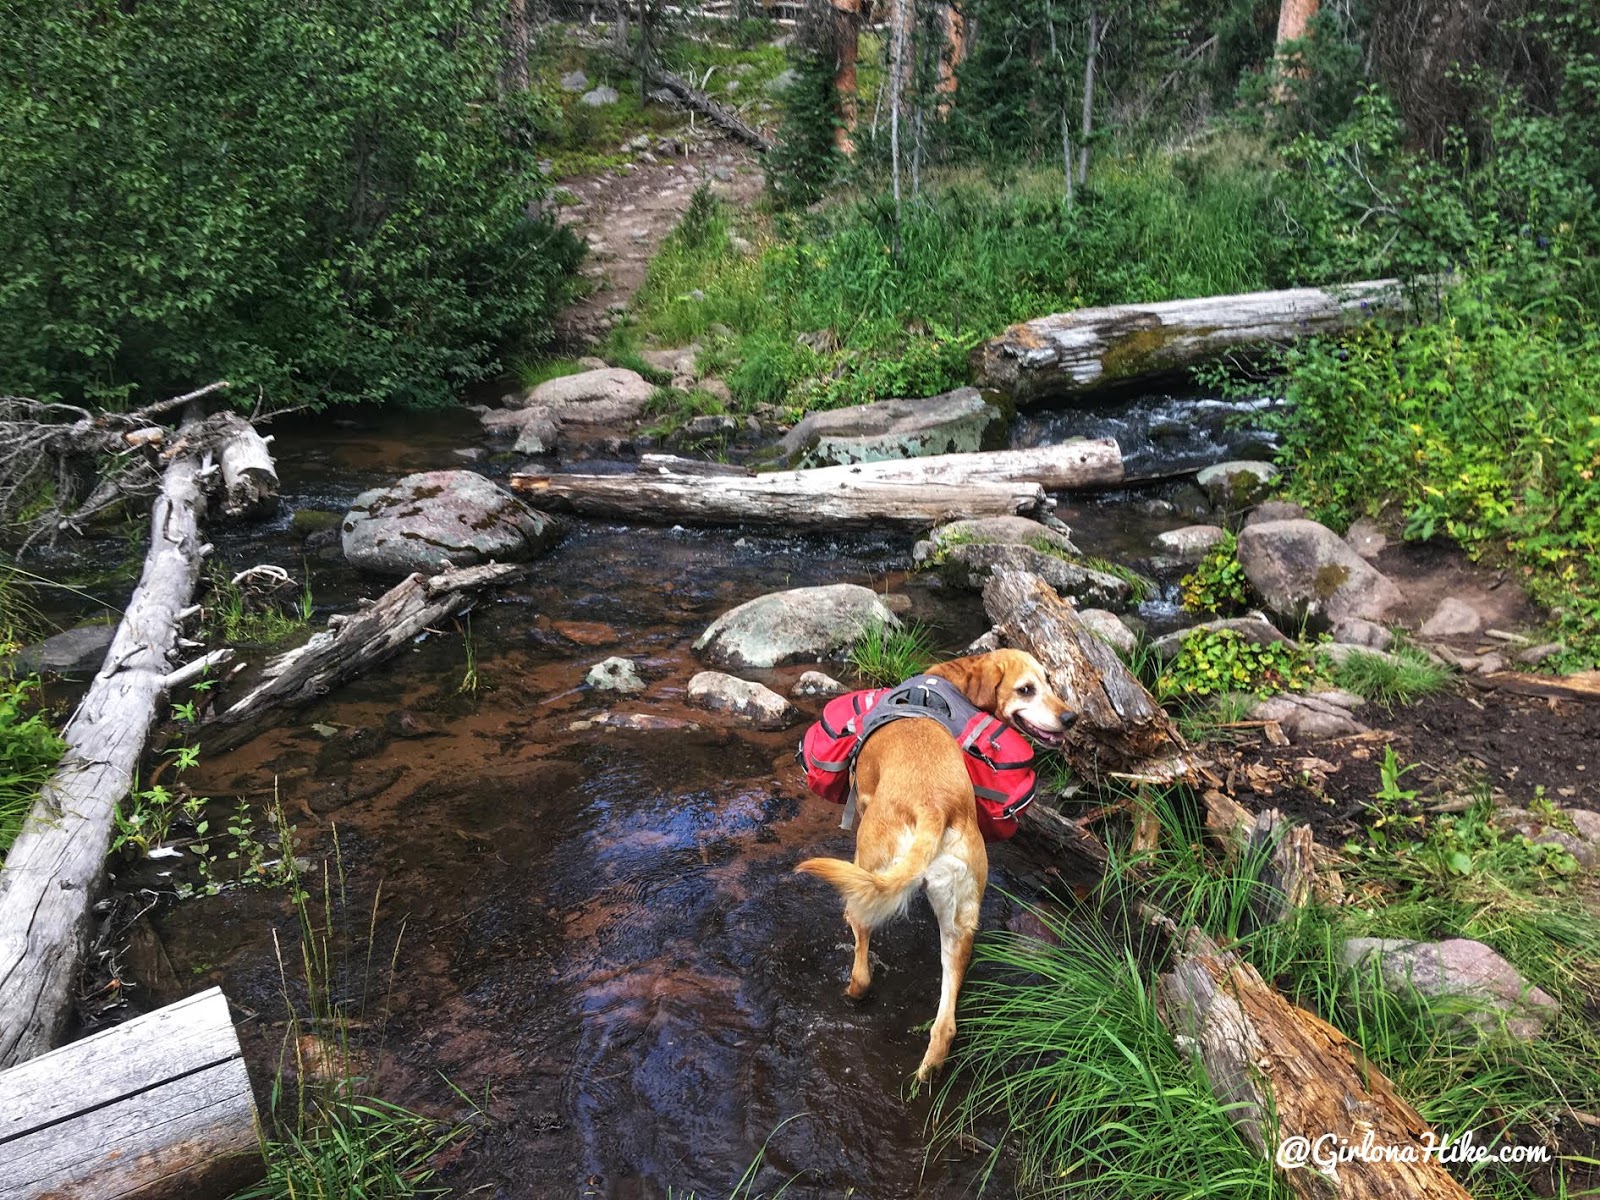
[980,569,1191,781]
[1158,946,1472,1199]
[200,561,525,753]
[645,64,775,152]
[511,471,1051,529]
[214,410,279,519]
[0,986,261,1199]
[510,440,1124,529]
[0,427,211,1068]
[974,279,1409,404]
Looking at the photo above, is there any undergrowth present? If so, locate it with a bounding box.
[0,677,65,858]
[849,620,936,687]
[1329,643,1455,709]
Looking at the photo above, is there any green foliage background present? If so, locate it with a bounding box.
[0,0,582,410]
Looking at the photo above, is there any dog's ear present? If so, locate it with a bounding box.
[929,653,1003,712]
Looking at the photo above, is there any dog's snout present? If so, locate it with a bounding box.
[1059,707,1078,731]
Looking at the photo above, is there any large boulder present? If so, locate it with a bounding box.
[1196,460,1278,508]
[686,671,800,730]
[779,387,1009,467]
[1235,519,1404,627]
[935,542,1133,608]
[341,470,557,575]
[1340,937,1561,1040]
[912,515,1079,564]
[694,584,897,669]
[512,367,656,424]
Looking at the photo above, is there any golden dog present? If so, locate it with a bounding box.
[795,649,1073,1080]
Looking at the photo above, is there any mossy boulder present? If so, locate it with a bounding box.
[779,387,1011,468]
[341,470,558,576]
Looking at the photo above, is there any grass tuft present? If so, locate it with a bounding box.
[848,620,937,687]
[1328,643,1455,709]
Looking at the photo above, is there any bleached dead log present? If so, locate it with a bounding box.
[645,64,775,152]
[200,562,524,752]
[1158,948,1472,1200]
[0,987,262,1198]
[214,411,279,519]
[974,280,1408,404]
[0,430,210,1068]
[511,472,1051,529]
[981,569,1191,780]
[510,441,1123,529]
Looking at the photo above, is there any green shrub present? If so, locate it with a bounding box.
[1179,531,1250,614]
[849,621,937,687]
[0,678,65,857]
[1156,628,1321,701]
[0,0,582,409]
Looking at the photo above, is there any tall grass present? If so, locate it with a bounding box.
[622,151,1295,412]
[848,620,937,686]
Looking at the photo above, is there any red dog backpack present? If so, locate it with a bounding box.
[799,680,1038,842]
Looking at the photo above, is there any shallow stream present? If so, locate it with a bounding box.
[87,387,1274,1198]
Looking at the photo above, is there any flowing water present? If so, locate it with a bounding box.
[93,387,1273,1199]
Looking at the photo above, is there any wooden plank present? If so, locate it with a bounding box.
[0,987,262,1200]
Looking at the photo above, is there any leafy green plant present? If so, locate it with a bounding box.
[1156,628,1320,701]
[848,620,937,687]
[1179,531,1250,614]
[0,677,65,857]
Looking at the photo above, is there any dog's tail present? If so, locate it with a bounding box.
[794,815,945,929]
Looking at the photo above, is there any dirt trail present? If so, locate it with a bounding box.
[554,139,763,346]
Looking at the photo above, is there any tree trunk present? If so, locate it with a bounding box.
[0,430,211,1068]
[503,0,531,92]
[974,279,1409,404]
[200,563,525,753]
[888,0,909,225]
[0,987,262,1199]
[1158,949,1473,1200]
[831,0,861,155]
[1275,0,1320,45]
[214,412,278,520]
[933,3,965,111]
[1077,7,1101,186]
[980,569,1192,782]
[645,63,776,151]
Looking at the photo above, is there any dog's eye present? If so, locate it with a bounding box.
[1016,684,1035,697]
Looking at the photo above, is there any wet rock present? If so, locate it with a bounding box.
[316,726,392,775]
[552,620,621,647]
[1196,460,1278,508]
[1421,597,1483,638]
[686,671,799,730]
[935,543,1132,608]
[1344,517,1388,560]
[1150,614,1295,662]
[913,515,1078,565]
[290,508,343,536]
[451,447,488,463]
[778,387,1009,468]
[1244,499,1307,526]
[341,470,558,576]
[384,710,447,739]
[587,712,703,733]
[586,656,645,693]
[1332,617,1394,650]
[685,414,738,437]
[6,622,116,676]
[792,670,849,698]
[512,408,561,456]
[695,584,898,669]
[1153,524,1226,565]
[1236,519,1404,627]
[560,69,589,92]
[580,85,619,107]
[1249,690,1368,740]
[1340,937,1560,1040]
[1077,609,1137,655]
[1495,807,1600,870]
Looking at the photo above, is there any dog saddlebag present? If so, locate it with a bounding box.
[799,688,885,805]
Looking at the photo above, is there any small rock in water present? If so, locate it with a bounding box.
[1196,460,1279,509]
[792,670,849,699]
[687,671,799,730]
[586,656,645,693]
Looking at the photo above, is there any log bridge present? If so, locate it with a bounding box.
[0,988,262,1200]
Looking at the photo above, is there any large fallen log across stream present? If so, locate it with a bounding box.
[200,561,526,753]
[0,425,213,1068]
[509,440,1122,528]
[974,279,1409,404]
